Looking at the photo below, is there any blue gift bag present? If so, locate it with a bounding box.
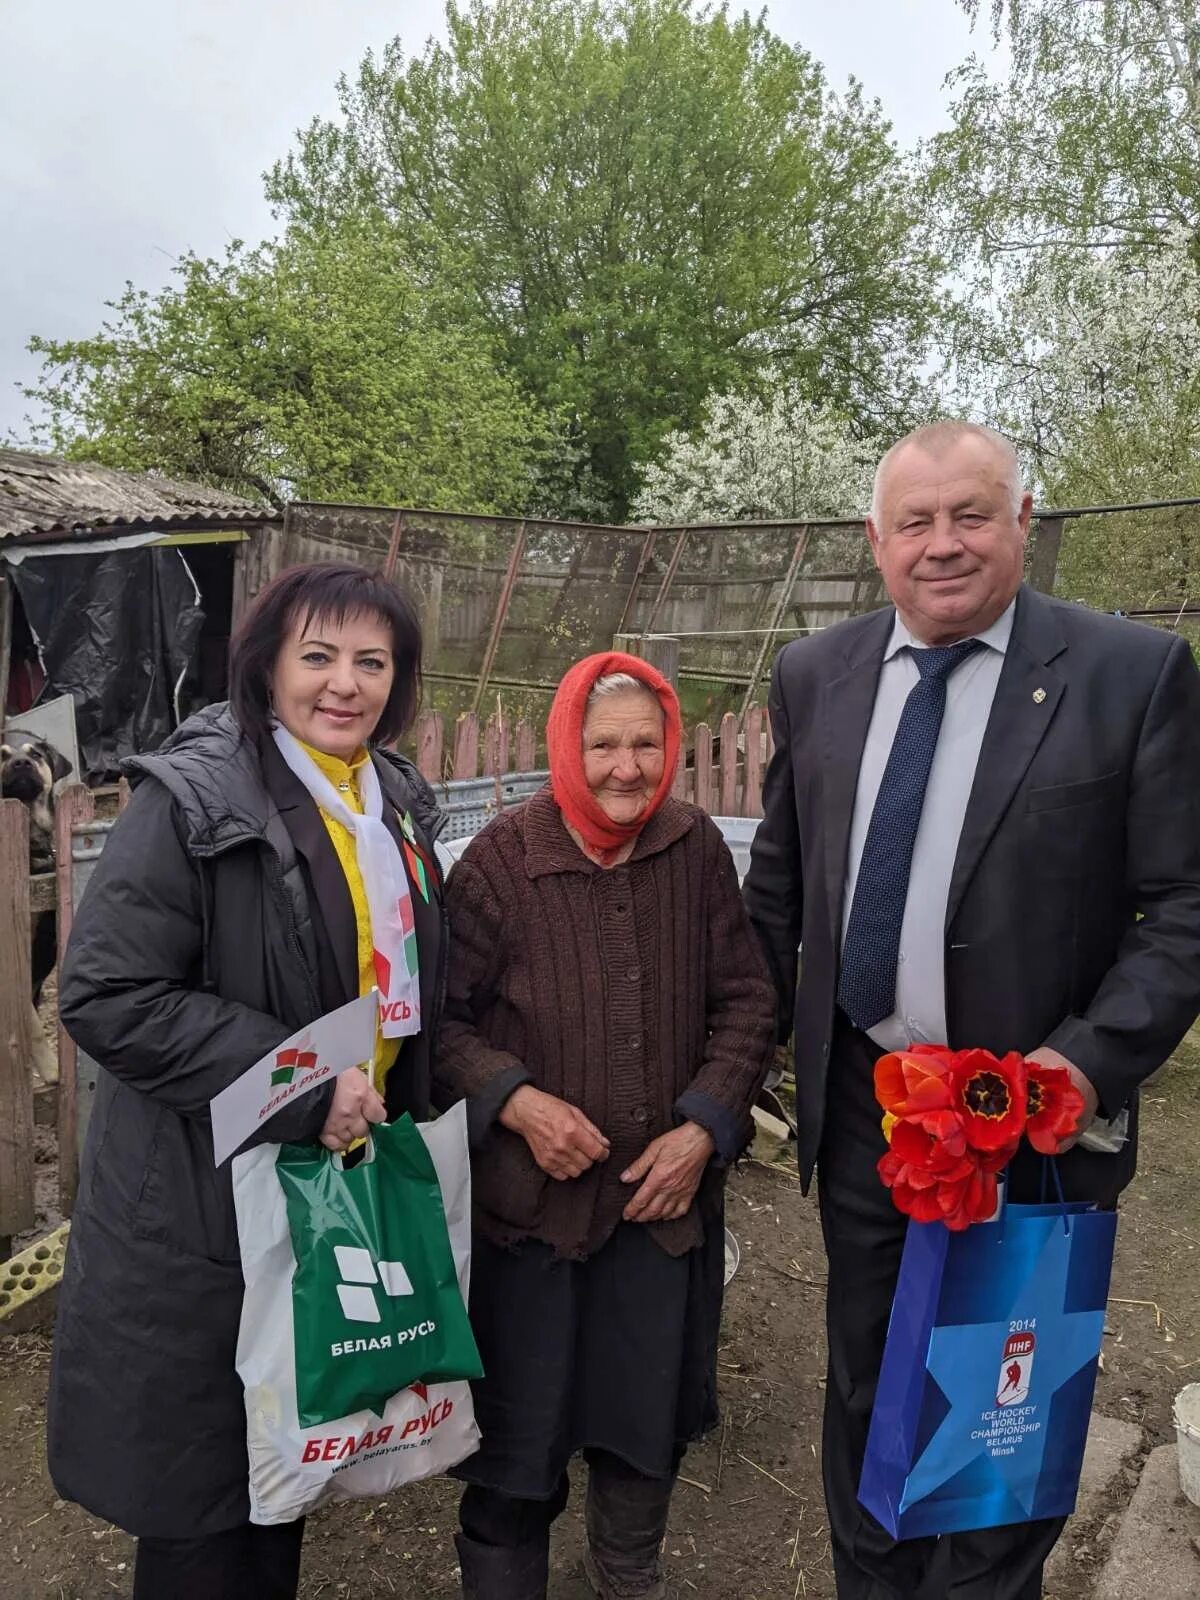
[858,1199,1117,1539]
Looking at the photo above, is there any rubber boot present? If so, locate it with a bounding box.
[454,1531,549,1600]
[583,1459,674,1600]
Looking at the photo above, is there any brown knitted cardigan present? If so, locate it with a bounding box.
[434,785,776,1260]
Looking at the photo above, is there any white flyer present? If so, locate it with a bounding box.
[211,991,378,1166]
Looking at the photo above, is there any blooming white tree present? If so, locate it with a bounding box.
[955,232,1200,497]
[633,385,877,524]
[944,235,1200,608]
[928,0,1200,609]
[934,0,1200,260]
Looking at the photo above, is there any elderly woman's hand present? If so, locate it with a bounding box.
[620,1121,715,1223]
[499,1085,611,1180]
[319,1066,387,1152]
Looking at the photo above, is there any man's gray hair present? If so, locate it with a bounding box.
[870,421,1025,526]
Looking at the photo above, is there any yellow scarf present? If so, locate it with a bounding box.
[300,741,401,1095]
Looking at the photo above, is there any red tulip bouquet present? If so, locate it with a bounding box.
[874,1046,1086,1230]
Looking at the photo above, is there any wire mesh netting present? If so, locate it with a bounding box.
[283,500,1200,755]
[633,523,884,721]
[284,504,888,734]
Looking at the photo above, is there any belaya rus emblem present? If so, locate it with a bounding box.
[333,1245,414,1324]
[271,1047,318,1087]
[996,1330,1035,1407]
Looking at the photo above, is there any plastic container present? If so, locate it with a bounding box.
[1173,1382,1200,1507]
[723,1227,741,1286]
[711,816,762,885]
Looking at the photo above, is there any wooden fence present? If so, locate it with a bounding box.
[0,798,35,1258]
[411,705,772,818]
[0,782,130,1255]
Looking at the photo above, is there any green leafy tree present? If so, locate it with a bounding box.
[26,218,544,513]
[268,0,944,518]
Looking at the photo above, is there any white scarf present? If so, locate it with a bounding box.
[272,726,421,1038]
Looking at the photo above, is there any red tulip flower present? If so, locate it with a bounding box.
[875,1049,957,1117]
[953,1049,1028,1153]
[977,1137,1022,1175]
[878,1149,997,1230]
[874,1049,970,1153]
[877,1116,985,1226]
[1025,1063,1086,1154]
[889,1117,975,1181]
[875,1041,1076,1231]
[936,1166,1000,1232]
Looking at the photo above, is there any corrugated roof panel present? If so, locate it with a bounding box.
[0,447,278,541]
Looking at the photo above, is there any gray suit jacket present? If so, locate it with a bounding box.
[743,584,1200,1198]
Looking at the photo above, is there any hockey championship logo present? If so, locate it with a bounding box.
[996,1330,1036,1407]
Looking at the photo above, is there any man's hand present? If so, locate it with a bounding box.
[499,1085,611,1180]
[621,1121,715,1223]
[319,1066,387,1152]
[1026,1046,1099,1154]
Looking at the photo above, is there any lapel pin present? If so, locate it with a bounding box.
[1032,688,1047,704]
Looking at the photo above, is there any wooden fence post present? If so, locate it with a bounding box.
[514,721,537,773]
[1029,515,1064,595]
[693,724,714,813]
[414,710,444,783]
[482,712,510,814]
[672,739,688,800]
[613,632,680,688]
[452,712,480,781]
[55,784,94,1219]
[0,571,12,730]
[718,713,740,815]
[482,714,510,780]
[744,706,765,817]
[0,800,35,1257]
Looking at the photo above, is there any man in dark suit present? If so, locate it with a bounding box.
[743,420,1200,1600]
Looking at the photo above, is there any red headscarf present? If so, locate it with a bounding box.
[546,651,682,864]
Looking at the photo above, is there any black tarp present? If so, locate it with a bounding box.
[11,546,205,783]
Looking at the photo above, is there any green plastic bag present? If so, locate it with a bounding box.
[276,1115,484,1428]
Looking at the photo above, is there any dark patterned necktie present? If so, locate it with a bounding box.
[836,639,985,1031]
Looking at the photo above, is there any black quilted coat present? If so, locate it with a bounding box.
[47,705,445,1537]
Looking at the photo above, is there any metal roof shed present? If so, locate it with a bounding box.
[0,448,282,780]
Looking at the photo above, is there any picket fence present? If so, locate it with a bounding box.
[410,705,773,819]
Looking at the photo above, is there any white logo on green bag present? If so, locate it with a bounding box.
[334,1245,414,1324]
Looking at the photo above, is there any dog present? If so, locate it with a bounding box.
[1,731,72,1090]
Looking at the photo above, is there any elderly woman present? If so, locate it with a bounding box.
[437,652,776,1600]
[48,562,445,1600]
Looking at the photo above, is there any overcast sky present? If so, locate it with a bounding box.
[0,1,993,442]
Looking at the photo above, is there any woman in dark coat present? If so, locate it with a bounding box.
[436,651,776,1600]
[48,562,447,1600]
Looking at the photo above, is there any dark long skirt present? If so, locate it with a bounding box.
[454,1215,724,1499]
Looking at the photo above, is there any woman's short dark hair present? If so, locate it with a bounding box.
[229,562,423,744]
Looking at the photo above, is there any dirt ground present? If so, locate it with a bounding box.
[2,1037,1197,1600]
